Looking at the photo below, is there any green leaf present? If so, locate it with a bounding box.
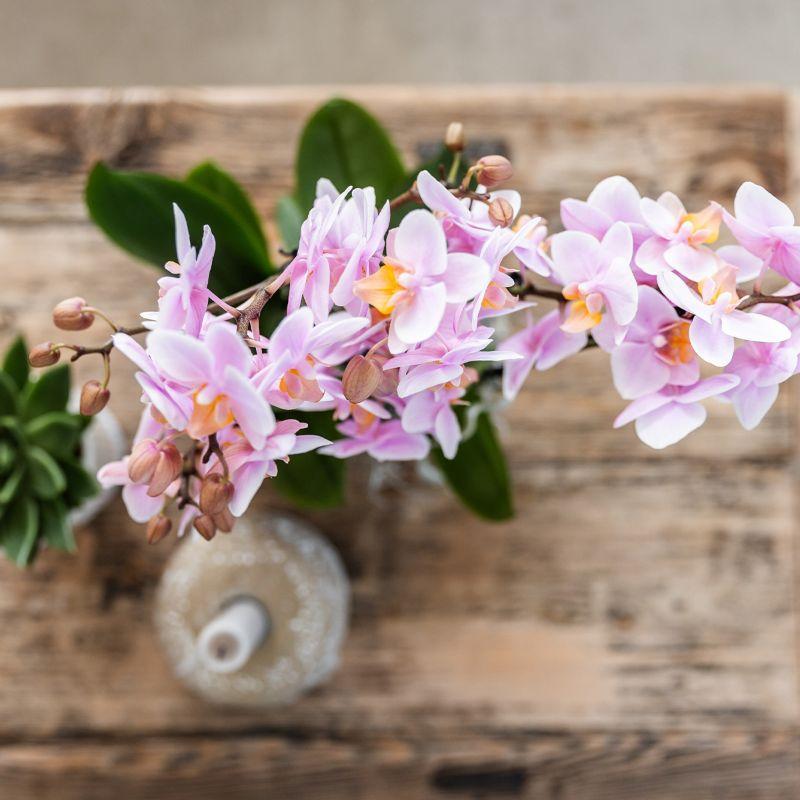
[272,411,345,509]
[22,364,69,421]
[0,371,18,416]
[25,412,81,457]
[59,459,98,509]
[28,446,66,500]
[3,495,39,566]
[39,500,76,552]
[432,412,514,522]
[296,98,406,210]
[276,195,304,252]
[185,161,266,251]
[0,463,25,506]
[0,441,15,475]
[86,162,273,295]
[2,336,29,391]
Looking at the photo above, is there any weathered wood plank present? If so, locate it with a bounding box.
[0,729,796,800]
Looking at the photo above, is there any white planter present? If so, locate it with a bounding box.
[154,513,350,707]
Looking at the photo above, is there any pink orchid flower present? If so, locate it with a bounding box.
[610,285,699,399]
[112,332,192,429]
[220,419,329,516]
[254,307,369,409]
[657,267,790,367]
[722,182,800,283]
[636,192,722,280]
[550,222,638,349]
[156,204,215,337]
[401,386,464,459]
[561,176,650,248]
[147,322,275,448]
[320,409,430,461]
[614,374,740,449]
[353,209,489,353]
[97,408,173,523]
[720,305,800,429]
[500,309,589,401]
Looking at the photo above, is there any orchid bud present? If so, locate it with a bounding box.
[199,473,234,516]
[342,355,381,404]
[488,197,514,227]
[127,438,160,484]
[193,514,217,541]
[146,514,172,545]
[369,353,399,398]
[28,342,60,368]
[80,380,110,416]
[445,121,465,153]
[146,442,183,497]
[475,155,513,188]
[53,297,94,331]
[211,507,235,533]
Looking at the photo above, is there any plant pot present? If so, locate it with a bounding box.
[154,513,350,707]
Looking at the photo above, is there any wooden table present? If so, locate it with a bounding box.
[0,86,797,799]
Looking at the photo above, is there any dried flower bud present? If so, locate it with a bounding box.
[193,514,217,541]
[445,121,465,153]
[53,297,94,331]
[199,473,234,516]
[28,342,60,368]
[80,380,110,416]
[128,438,160,484]
[342,355,381,404]
[211,507,235,533]
[475,155,513,188]
[146,513,172,545]
[147,442,183,497]
[488,197,514,227]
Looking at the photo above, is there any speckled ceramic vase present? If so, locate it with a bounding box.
[153,513,350,707]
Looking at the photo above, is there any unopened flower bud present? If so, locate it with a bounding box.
[128,438,160,484]
[146,442,183,497]
[211,507,235,533]
[342,355,381,404]
[369,353,399,398]
[146,513,172,545]
[199,473,234,516]
[28,342,60,368]
[193,514,217,541]
[488,197,514,227]
[80,380,110,416]
[475,155,513,188]
[53,297,94,331]
[445,121,465,153]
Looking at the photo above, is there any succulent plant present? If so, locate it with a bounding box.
[0,336,97,566]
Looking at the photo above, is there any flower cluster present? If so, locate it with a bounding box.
[31,144,800,540]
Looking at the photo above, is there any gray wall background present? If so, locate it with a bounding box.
[1,0,795,87]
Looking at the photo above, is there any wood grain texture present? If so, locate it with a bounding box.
[0,86,797,797]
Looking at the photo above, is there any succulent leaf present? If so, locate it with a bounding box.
[2,495,39,566]
[2,336,29,392]
[25,412,81,456]
[29,446,67,500]
[40,500,76,552]
[22,364,70,421]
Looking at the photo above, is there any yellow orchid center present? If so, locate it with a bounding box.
[697,265,739,310]
[653,321,693,365]
[561,283,605,332]
[354,262,404,315]
[187,391,235,439]
[279,358,324,403]
[679,203,722,244]
[352,406,378,432]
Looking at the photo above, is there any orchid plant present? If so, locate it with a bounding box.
[28,99,800,545]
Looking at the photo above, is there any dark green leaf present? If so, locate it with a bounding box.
[86,162,272,295]
[22,364,69,421]
[0,371,18,416]
[272,411,345,509]
[25,412,81,456]
[28,446,66,500]
[40,500,76,552]
[59,459,98,509]
[432,412,514,522]
[185,161,266,251]
[2,336,29,391]
[276,195,304,252]
[0,463,25,506]
[0,441,15,475]
[296,98,406,210]
[3,495,39,566]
